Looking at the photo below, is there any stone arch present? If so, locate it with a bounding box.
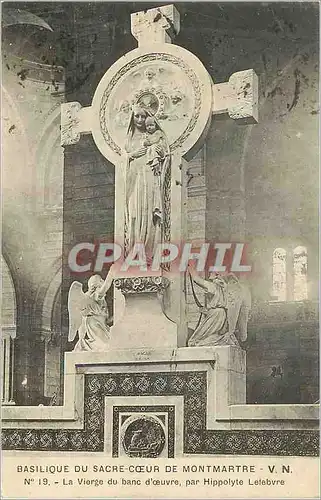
[2,8,53,31]
[42,266,62,401]
[34,105,64,210]
[32,257,62,331]
[2,8,54,65]
[1,243,23,324]
[1,254,17,335]
[1,253,18,404]
[2,85,33,200]
[3,6,65,211]
[41,264,62,334]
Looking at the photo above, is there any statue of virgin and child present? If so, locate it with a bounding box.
[67,105,171,352]
[124,104,171,259]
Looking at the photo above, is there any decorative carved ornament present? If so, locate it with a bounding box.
[91,43,212,164]
[99,53,202,156]
[61,102,81,146]
[120,414,166,458]
[114,276,170,294]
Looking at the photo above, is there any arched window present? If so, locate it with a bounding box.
[293,246,308,301]
[272,248,287,301]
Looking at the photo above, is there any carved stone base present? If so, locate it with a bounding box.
[110,276,177,349]
[2,347,318,457]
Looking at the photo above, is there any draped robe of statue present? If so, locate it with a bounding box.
[125,108,170,258]
[187,274,251,347]
[75,289,111,351]
[188,277,231,347]
[68,276,113,352]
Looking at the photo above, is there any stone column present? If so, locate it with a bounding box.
[1,329,15,405]
[186,147,206,331]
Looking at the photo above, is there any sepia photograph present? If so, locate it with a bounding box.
[1,1,320,498]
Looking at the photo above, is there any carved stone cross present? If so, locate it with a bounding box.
[61,6,257,147]
[61,4,258,348]
[131,4,180,45]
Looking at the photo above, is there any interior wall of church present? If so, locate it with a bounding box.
[1,256,16,330]
[2,20,65,404]
[200,6,319,402]
[1,256,16,403]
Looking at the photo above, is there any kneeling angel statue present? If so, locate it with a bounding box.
[68,265,116,351]
[187,263,251,347]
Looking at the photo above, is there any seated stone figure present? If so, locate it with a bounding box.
[187,264,251,347]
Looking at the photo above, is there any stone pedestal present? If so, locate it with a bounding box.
[208,346,246,424]
[2,345,319,457]
[110,292,177,349]
[111,276,177,348]
[65,345,246,455]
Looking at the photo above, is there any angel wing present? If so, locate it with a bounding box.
[68,281,86,342]
[226,280,251,343]
[237,283,251,342]
[226,280,243,336]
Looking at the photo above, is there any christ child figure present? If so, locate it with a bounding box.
[142,116,165,175]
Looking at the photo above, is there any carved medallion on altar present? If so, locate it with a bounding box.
[113,406,174,458]
[120,415,165,458]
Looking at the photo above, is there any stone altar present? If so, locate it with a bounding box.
[2,346,318,456]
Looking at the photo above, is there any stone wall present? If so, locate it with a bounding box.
[248,301,319,404]
[62,137,115,351]
[2,19,65,404]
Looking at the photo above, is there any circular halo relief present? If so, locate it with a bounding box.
[136,92,159,115]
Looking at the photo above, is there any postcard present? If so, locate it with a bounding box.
[1,2,319,499]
